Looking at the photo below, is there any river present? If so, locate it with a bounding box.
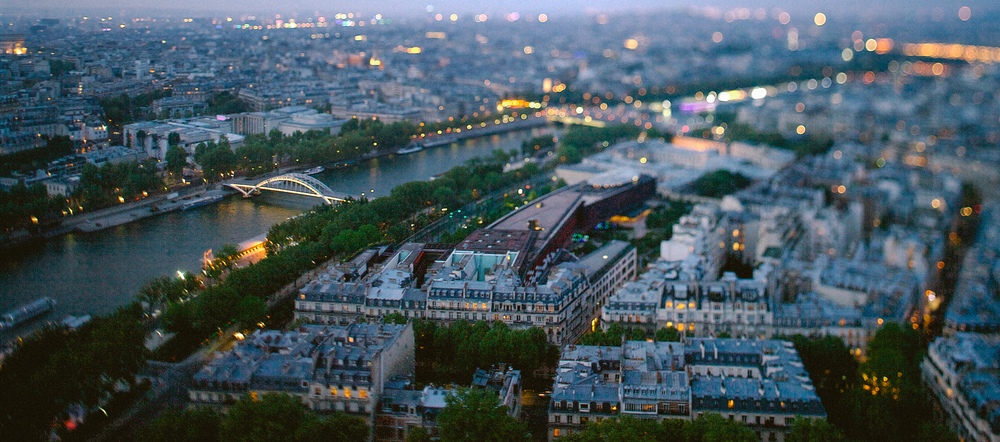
[0,127,556,321]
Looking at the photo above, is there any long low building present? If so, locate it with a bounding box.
[295,239,637,345]
[548,338,825,442]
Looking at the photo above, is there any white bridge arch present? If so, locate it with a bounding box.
[225,173,349,204]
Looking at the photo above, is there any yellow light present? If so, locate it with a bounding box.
[814,13,826,26]
[524,46,534,54]
[640,157,647,164]
[733,229,739,237]
[877,318,884,325]
[796,125,806,134]
[406,47,422,54]
[931,199,941,209]
[865,39,877,51]
[624,39,638,50]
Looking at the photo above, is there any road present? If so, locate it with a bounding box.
[88,337,232,442]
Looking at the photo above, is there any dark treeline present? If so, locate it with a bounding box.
[686,169,753,199]
[0,135,75,176]
[0,305,147,440]
[100,89,174,140]
[140,393,368,442]
[0,181,67,233]
[74,160,163,209]
[412,319,559,385]
[577,323,681,346]
[788,326,958,442]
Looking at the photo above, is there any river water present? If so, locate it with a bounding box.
[0,128,555,320]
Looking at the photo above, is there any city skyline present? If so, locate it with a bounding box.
[1,0,994,18]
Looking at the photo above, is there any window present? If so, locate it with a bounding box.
[554,415,561,423]
[360,390,367,398]
[554,429,561,437]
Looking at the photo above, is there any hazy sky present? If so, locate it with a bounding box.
[6,0,992,18]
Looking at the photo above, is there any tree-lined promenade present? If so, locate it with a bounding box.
[0,122,646,440]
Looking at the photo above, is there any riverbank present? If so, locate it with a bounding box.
[37,184,218,237]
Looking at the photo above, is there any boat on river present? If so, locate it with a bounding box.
[0,297,57,331]
[397,142,424,155]
[181,194,224,211]
[303,166,326,175]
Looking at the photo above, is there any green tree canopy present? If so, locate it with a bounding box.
[140,407,221,442]
[437,387,529,442]
[222,393,308,442]
[166,145,189,176]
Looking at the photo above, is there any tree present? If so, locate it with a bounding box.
[786,418,847,442]
[655,327,680,342]
[437,388,529,442]
[141,407,221,442]
[166,145,188,176]
[137,276,173,317]
[405,427,432,442]
[168,132,182,146]
[383,312,407,324]
[294,413,369,442]
[688,170,752,199]
[686,413,758,442]
[222,393,307,442]
[558,415,664,442]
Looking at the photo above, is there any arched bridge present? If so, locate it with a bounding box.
[225,173,350,204]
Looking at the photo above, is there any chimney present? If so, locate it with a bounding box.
[700,341,705,359]
[713,344,718,360]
